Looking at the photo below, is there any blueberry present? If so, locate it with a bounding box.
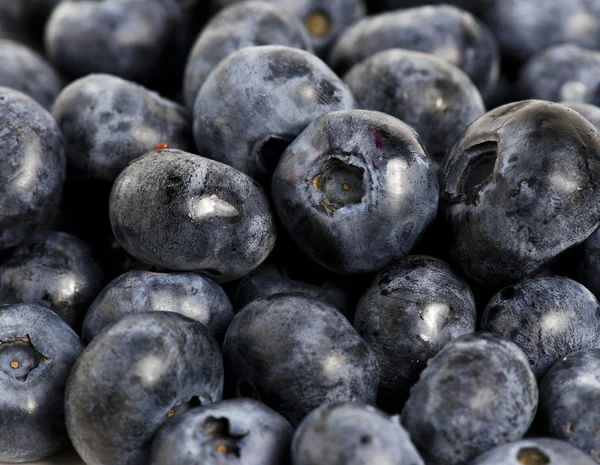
[329,5,499,98]
[109,149,277,282]
[183,1,312,109]
[0,231,103,332]
[44,0,183,86]
[401,332,538,465]
[272,109,439,274]
[0,304,83,463]
[540,349,600,461]
[483,0,600,62]
[354,255,476,413]
[51,73,193,183]
[481,276,600,379]
[440,100,600,287]
[235,259,354,318]
[471,438,597,465]
[222,293,379,425]
[562,102,600,130]
[344,49,485,164]
[0,39,62,110]
[292,402,424,465]
[66,311,224,465]
[377,0,489,17]
[519,45,600,105]
[82,270,234,344]
[0,0,58,48]
[574,225,600,300]
[150,398,293,465]
[193,45,355,180]
[0,87,65,251]
[213,0,366,56]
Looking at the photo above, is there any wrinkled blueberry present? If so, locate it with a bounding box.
[0,231,103,332]
[344,49,485,164]
[0,304,83,463]
[562,101,600,130]
[272,109,439,274]
[52,73,192,182]
[471,438,597,465]
[66,311,224,465]
[183,1,311,109]
[0,87,65,251]
[440,100,600,287]
[222,293,379,425]
[481,276,600,379]
[83,270,233,344]
[150,398,293,465]
[193,45,355,180]
[354,255,476,413]
[213,0,366,56]
[519,45,600,105]
[0,39,61,110]
[292,401,424,465]
[109,149,277,282]
[401,332,538,465]
[45,0,183,86]
[483,0,600,62]
[329,5,499,98]
[540,349,600,461]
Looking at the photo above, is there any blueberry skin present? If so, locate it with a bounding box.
[483,0,600,62]
[150,398,293,465]
[222,293,379,425]
[213,0,366,56]
[344,49,485,163]
[66,311,224,465]
[562,101,600,130]
[44,0,182,84]
[52,73,192,182]
[109,149,277,282]
[519,45,600,105]
[0,231,103,332]
[0,87,66,251]
[292,402,424,465]
[0,0,58,48]
[82,270,234,344]
[354,255,476,413]
[0,304,83,463]
[574,225,600,300]
[235,260,353,317]
[539,349,600,461]
[183,1,312,109]
[401,332,538,465]
[470,438,597,465]
[440,100,600,288]
[0,39,61,110]
[482,277,600,379]
[272,110,439,275]
[377,0,489,17]
[193,45,355,180]
[328,5,499,98]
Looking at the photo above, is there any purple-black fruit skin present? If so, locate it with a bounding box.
[66,311,224,465]
[82,270,234,344]
[193,45,355,180]
[183,1,312,109]
[109,149,277,282]
[354,255,476,413]
[401,332,538,465]
[344,49,485,164]
[562,101,600,130]
[292,402,424,465]
[52,73,193,183]
[0,231,103,332]
[440,100,600,288]
[328,5,499,98]
[150,398,293,465]
[222,293,379,426]
[0,304,83,463]
[0,86,65,252]
[272,109,439,275]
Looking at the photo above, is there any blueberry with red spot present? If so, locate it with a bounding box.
[272,109,438,275]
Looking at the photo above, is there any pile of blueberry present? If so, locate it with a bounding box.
[3,1,600,464]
